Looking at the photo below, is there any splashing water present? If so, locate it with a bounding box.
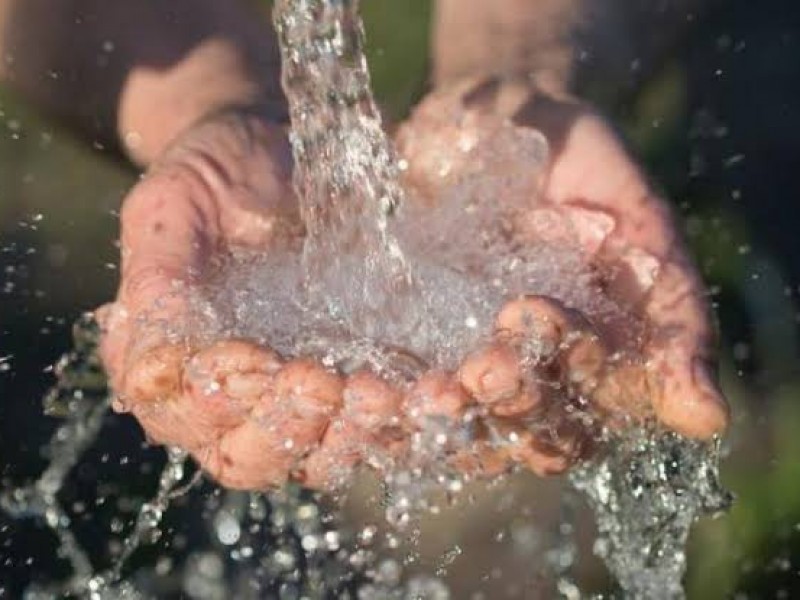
[570,429,732,599]
[273,0,418,343]
[214,0,620,373]
[0,320,378,597]
[1,316,109,596]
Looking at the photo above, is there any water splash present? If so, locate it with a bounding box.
[0,317,451,597]
[1,315,109,596]
[1,1,732,598]
[85,448,196,598]
[570,427,732,599]
[273,0,418,342]
[0,317,200,597]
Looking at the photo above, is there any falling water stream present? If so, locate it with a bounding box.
[1,0,731,598]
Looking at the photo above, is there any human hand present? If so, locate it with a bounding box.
[394,79,730,475]
[96,110,349,490]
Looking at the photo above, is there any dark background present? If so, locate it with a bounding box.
[1,1,800,597]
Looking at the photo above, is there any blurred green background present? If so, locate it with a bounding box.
[1,0,800,597]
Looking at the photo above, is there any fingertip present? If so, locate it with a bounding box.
[343,371,404,432]
[495,295,571,352]
[274,358,345,417]
[650,357,730,440]
[122,343,187,406]
[407,371,471,422]
[458,342,522,404]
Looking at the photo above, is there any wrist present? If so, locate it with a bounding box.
[118,39,287,167]
[432,0,714,106]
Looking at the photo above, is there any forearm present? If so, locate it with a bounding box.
[433,0,720,99]
[0,0,284,165]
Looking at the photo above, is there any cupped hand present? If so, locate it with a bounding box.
[394,78,730,472]
[95,109,347,490]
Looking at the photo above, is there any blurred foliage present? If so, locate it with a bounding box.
[1,1,800,598]
[361,0,432,119]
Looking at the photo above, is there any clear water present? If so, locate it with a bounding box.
[222,0,626,373]
[0,0,731,597]
[570,429,731,599]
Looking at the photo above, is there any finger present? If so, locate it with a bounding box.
[301,372,405,490]
[591,362,652,425]
[181,340,283,440]
[300,419,362,490]
[406,371,471,423]
[121,343,207,449]
[341,371,405,449]
[119,344,209,449]
[642,261,729,439]
[274,358,345,421]
[198,419,298,491]
[495,295,575,358]
[202,358,344,490]
[458,342,522,406]
[496,427,571,477]
[449,441,511,479]
[341,371,404,428]
[489,385,543,418]
[495,295,607,407]
[131,401,206,450]
[488,414,587,477]
[120,343,187,407]
[559,329,608,396]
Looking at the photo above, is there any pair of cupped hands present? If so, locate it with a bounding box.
[96,80,729,491]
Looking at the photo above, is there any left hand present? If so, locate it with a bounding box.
[394,78,730,464]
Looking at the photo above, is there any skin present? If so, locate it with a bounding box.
[0,0,730,491]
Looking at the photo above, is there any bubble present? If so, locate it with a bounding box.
[214,511,242,546]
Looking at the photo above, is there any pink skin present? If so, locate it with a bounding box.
[302,371,406,490]
[407,371,471,422]
[199,358,344,490]
[98,81,729,491]
[458,342,523,405]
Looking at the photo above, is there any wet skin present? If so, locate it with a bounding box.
[97,83,729,491]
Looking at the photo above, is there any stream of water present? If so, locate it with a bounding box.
[0,0,731,598]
